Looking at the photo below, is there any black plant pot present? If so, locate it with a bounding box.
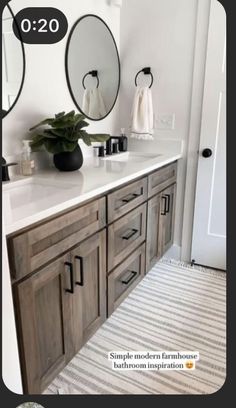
[53,145,83,172]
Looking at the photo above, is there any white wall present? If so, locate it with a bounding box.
[118,0,200,251]
[2,0,120,167]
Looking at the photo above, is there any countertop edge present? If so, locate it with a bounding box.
[4,154,182,236]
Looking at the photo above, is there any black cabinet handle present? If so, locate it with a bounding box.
[65,262,74,294]
[164,194,171,214]
[75,256,84,287]
[161,196,168,215]
[122,193,141,203]
[121,271,138,285]
[122,228,139,240]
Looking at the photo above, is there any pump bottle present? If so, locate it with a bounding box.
[20,140,35,176]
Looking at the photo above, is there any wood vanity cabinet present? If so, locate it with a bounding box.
[108,243,146,316]
[70,231,106,344]
[14,252,81,394]
[8,197,106,282]
[8,161,178,394]
[146,193,162,270]
[14,229,106,394]
[146,183,177,270]
[159,184,177,256]
[108,203,147,271]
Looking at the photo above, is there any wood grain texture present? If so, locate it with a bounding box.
[108,204,147,272]
[160,184,177,255]
[146,194,162,272]
[108,243,146,316]
[108,177,148,223]
[10,162,178,394]
[14,253,72,394]
[71,230,106,345]
[148,162,177,198]
[9,198,106,281]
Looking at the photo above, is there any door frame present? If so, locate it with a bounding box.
[181,0,212,262]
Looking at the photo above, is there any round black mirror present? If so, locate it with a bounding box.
[65,14,120,121]
[2,4,26,118]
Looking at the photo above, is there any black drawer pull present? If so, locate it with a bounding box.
[65,262,74,294]
[161,196,168,216]
[122,228,139,240]
[122,193,141,203]
[121,271,138,285]
[75,256,84,287]
[164,194,171,214]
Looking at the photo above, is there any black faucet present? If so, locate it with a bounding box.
[94,137,121,157]
[105,137,120,155]
[2,157,18,181]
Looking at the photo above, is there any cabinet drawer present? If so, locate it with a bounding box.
[108,203,146,271]
[148,162,177,197]
[108,243,145,316]
[107,177,148,223]
[8,198,106,281]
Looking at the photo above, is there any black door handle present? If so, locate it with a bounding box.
[202,148,213,158]
[65,262,74,294]
[161,196,168,215]
[164,194,171,214]
[75,256,84,287]
[122,228,139,240]
[121,271,138,285]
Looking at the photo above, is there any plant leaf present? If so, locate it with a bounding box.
[40,130,60,139]
[80,133,92,146]
[44,139,77,154]
[76,120,89,130]
[87,133,110,143]
[30,139,44,150]
[43,130,61,139]
[55,111,65,119]
[30,133,45,143]
[29,118,54,131]
[46,128,66,138]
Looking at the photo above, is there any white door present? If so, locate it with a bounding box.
[191,0,226,270]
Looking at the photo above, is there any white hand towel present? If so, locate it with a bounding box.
[130,86,154,140]
[82,88,107,118]
[82,89,90,116]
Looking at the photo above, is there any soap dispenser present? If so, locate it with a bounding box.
[20,140,35,176]
[118,128,128,152]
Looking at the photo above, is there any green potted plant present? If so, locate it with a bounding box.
[29,110,110,171]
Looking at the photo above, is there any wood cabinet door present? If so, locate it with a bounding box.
[108,244,146,316]
[108,204,147,272]
[15,253,82,394]
[71,230,106,344]
[146,194,162,271]
[159,184,177,256]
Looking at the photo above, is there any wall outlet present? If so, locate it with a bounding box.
[155,114,175,130]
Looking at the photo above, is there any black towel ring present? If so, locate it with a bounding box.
[82,70,99,90]
[135,67,154,88]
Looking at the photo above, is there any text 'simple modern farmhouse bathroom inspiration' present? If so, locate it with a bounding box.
[2,0,226,396]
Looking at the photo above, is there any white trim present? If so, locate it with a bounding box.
[181,0,211,262]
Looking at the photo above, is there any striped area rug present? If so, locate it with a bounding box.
[45,259,226,395]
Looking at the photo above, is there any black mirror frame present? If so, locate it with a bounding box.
[2,3,26,119]
[65,14,121,122]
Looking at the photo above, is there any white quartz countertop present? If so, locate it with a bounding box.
[3,149,182,235]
